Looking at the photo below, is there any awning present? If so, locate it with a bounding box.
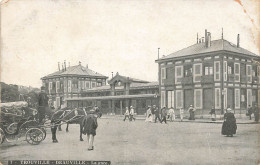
[65,94,158,101]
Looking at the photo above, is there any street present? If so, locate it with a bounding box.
[0,118,259,165]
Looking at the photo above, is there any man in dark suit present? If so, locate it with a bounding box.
[38,86,48,124]
[154,106,161,123]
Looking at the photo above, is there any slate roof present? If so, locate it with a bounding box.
[159,39,259,60]
[42,65,107,79]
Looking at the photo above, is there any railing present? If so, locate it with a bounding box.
[181,76,193,85]
[201,75,214,83]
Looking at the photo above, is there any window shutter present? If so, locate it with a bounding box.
[234,63,240,82]
[215,88,221,109]
[175,66,183,84]
[176,90,183,109]
[214,61,220,81]
[246,65,252,83]
[167,91,171,108]
[68,80,71,93]
[161,91,165,108]
[64,80,67,92]
[247,89,252,107]
[235,88,240,109]
[193,63,202,82]
[194,89,202,109]
[223,61,227,81]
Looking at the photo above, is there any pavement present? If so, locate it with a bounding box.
[101,114,259,124]
[0,119,259,165]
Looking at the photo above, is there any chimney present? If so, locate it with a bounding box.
[237,34,240,48]
[205,29,208,47]
[197,33,199,44]
[64,60,66,71]
[207,32,211,47]
[58,62,60,71]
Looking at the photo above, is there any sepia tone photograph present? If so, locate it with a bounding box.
[0,0,259,164]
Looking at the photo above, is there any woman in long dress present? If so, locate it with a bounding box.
[221,108,237,137]
[145,106,153,122]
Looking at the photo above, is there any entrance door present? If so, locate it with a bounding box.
[227,88,234,109]
[203,88,213,110]
[115,100,122,115]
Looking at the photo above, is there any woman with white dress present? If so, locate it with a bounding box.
[145,106,153,122]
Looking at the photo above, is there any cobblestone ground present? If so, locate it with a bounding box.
[0,119,259,165]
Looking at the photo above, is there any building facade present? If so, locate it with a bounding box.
[66,73,159,115]
[41,62,108,108]
[156,30,260,115]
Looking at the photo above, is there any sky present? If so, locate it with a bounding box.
[1,0,259,88]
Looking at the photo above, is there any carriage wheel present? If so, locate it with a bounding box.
[40,128,47,140]
[19,120,39,137]
[25,128,44,145]
[0,128,5,144]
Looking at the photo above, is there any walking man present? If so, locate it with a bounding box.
[130,106,136,121]
[161,107,167,124]
[151,105,156,122]
[123,107,130,121]
[154,106,161,123]
[38,86,48,124]
[253,104,259,122]
[247,105,253,120]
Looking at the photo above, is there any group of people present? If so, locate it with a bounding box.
[123,106,136,121]
[246,104,259,122]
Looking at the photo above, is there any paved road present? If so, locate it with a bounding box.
[0,119,259,165]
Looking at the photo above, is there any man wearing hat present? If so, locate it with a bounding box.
[38,86,48,123]
[253,104,259,122]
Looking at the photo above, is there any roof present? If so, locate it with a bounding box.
[42,64,107,79]
[65,94,157,101]
[84,82,159,92]
[159,39,259,61]
[108,73,149,84]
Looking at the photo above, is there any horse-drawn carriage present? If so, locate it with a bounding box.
[0,101,46,145]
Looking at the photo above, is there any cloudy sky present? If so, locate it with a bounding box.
[1,0,259,87]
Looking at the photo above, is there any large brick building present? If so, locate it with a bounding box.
[156,30,260,115]
[41,61,108,108]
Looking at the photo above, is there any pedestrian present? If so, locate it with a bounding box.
[209,106,216,121]
[188,105,196,120]
[38,86,48,124]
[247,105,253,120]
[129,106,136,121]
[161,107,167,124]
[221,108,237,137]
[168,107,175,122]
[82,108,98,151]
[154,106,161,123]
[123,107,130,121]
[179,108,184,121]
[151,105,156,122]
[253,104,259,122]
[145,106,153,122]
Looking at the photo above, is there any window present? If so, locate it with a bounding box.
[193,63,202,82]
[215,88,221,109]
[235,88,240,109]
[167,91,174,108]
[176,90,183,108]
[234,63,240,82]
[246,65,252,83]
[175,66,183,84]
[204,66,213,75]
[161,91,165,108]
[92,82,96,88]
[184,65,193,77]
[49,82,52,94]
[56,81,60,93]
[97,82,102,87]
[223,88,227,109]
[64,80,67,92]
[223,61,227,81]
[161,68,166,80]
[214,61,220,81]
[68,80,72,93]
[194,89,202,109]
[85,81,90,89]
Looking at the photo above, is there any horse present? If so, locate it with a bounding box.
[50,107,102,142]
[63,107,102,134]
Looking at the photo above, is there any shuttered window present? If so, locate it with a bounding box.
[161,68,166,83]
[56,81,60,93]
[167,91,174,108]
[49,82,52,94]
[85,81,90,89]
[215,88,221,109]
[193,63,202,82]
[234,63,240,82]
[223,61,227,81]
[194,89,202,109]
[161,91,165,108]
[176,90,183,109]
[175,66,183,84]
[64,80,67,92]
[246,65,252,83]
[68,80,72,93]
[235,88,240,109]
[214,61,220,81]
[247,89,252,107]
